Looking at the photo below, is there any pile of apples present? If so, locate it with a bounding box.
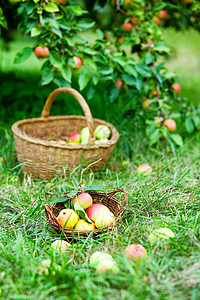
[49,124,111,145]
[56,192,116,232]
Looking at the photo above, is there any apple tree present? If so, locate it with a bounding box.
[2,0,200,151]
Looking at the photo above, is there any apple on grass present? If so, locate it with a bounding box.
[95,211,115,229]
[86,203,110,222]
[137,164,152,176]
[124,244,147,261]
[68,132,81,144]
[163,119,176,132]
[34,46,49,59]
[148,228,175,243]
[75,219,96,231]
[94,125,111,139]
[89,251,119,273]
[51,240,71,253]
[72,192,93,209]
[56,209,79,228]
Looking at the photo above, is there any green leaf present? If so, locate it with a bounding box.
[113,56,127,67]
[170,134,183,147]
[0,8,8,29]
[149,129,162,145]
[99,67,113,75]
[192,115,200,127]
[84,185,106,192]
[145,54,156,65]
[51,27,62,38]
[82,48,96,55]
[185,118,194,133]
[135,64,152,77]
[49,51,62,68]
[52,197,67,204]
[67,5,87,16]
[41,62,54,86]
[76,19,95,30]
[78,73,90,90]
[31,27,41,37]
[13,47,33,64]
[122,73,136,86]
[61,65,72,83]
[124,65,137,77]
[154,42,170,54]
[44,3,59,13]
[96,29,104,40]
[73,201,92,224]
[53,78,70,88]
[83,58,97,71]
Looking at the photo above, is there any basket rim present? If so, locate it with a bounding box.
[11,115,119,149]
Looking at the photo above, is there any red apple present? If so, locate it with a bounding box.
[73,56,82,69]
[159,10,167,19]
[34,46,49,59]
[72,192,93,209]
[68,133,81,144]
[152,90,158,96]
[172,82,181,94]
[115,79,123,88]
[153,16,161,25]
[144,40,154,47]
[142,99,150,109]
[131,16,141,25]
[118,36,124,44]
[57,139,67,145]
[55,0,66,3]
[124,244,147,261]
[86,203,110,222]
[163,119,176,132]
[122,22,133,31]
[137,163,152,176]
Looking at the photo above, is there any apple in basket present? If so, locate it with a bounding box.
[80,127,90,144]
[72,192,93,209]
[94,138,109,145]
[86,203,110,222]
[68,133,81,144]
[56,209,79,228]
[75,219,96,231]
[95,211,115,229]
[94,125,111,139]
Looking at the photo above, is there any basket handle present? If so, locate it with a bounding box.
[107,189,128,208]
[41,87,95,138]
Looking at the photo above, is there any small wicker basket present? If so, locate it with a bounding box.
[44,189,128,236]
[11,87,119,179]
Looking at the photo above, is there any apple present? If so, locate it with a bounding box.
[75,219,96,231]
[86,203,110,222]
[80,127,89,144]
[184,0,193,2]
[68,132,81,144]
[95,259,119,273]
[122,22,133,31]
[34,46,49,59]
[137,163,152,176]
[163,119,176,132]
[153,16,161,25]
[56,209,79,228]
[159,10,167,19]
[115,79,123,88]
[51,240,71,253]
[145,40,154,47]
[94,125,111,139]
[131,16,141,25]
[118,36,124,44]
[73,56,82,69]
[72,192,93,209]
[124,244,147,261]
[89,251,113,268]
[55,0,66,3]
[95,211,115,229]
[148,228,175,243]
[94,138,109,144]
[172,82,181,94]
[37,259,51,275]
[152,90,158,96]
[142,99,150,109]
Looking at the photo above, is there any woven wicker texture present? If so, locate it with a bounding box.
[11,88,119,179]
[44,189,128,236]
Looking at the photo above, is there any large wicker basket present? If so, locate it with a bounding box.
[11,87,119,179]
[44,189,128,236]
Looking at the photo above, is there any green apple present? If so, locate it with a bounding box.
[94,125,111,139]
[80,127,89,144]
[95,211,115,229]
[50,240,71,253]
[95,258,119,273]
[148,228,175,243]
[89,251,113,268]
